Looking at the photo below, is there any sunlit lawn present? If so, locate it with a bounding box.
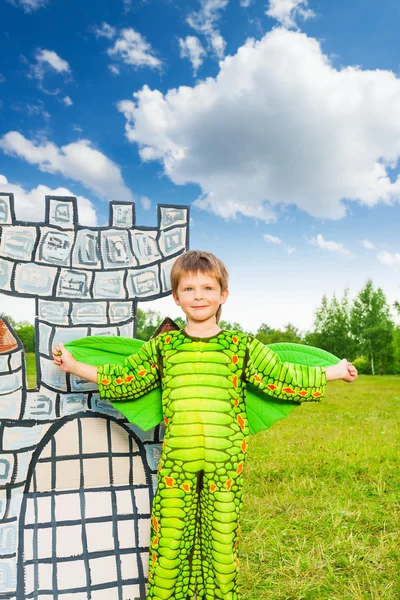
[240,376,400,599]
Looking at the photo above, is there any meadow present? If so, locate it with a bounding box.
[240,376,399,600]
[25,357,399,599]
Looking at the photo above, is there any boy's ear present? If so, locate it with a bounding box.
[172,292,181,306]
[220,289,229,305]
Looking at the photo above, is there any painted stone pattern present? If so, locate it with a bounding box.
[0,192,189,600]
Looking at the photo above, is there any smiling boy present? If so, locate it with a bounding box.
[53,250,357,600]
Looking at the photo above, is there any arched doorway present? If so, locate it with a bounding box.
[18,415,152,600]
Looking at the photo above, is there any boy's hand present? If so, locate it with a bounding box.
[325,359,358,382]
[338,358,358,382]
[52,343,76,373]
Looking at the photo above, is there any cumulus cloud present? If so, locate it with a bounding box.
[117,28,400,223]
[109,64,120,75]
[377,251,400,265]
[361,239,375,249]
[62,95,73,107]
[266,0,315,29]
[264,233,282,244]
[93,22,116,39]
[8,0,48,12]
[240,0,252,6]
[0,132,134,203]
[187,0,228,59]
[108,28,161,70]
[310,234,350,255]
[0,74,6,83]
[179,36,206,74]
[0,174,97,225]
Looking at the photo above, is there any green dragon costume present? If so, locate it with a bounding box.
[66,330,338,600]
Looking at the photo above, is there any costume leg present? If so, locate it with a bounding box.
[147,466,200,600]
[199,466,244,600]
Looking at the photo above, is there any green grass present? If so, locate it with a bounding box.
[26,352,37,388]
[24,355,399,598]
[240,376,400,599]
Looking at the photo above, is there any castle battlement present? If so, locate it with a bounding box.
[0,192,189,600]
[0,193,189,302]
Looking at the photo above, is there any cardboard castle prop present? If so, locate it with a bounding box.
[0,193,189,600]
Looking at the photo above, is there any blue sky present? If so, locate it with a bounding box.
[1,0,400,332]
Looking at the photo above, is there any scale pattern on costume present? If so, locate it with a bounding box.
[98,330,326,600]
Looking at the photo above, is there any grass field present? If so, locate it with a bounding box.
[24,359,399,599]
[240,376,399,600]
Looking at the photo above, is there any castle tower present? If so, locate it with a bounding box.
[0,192,189,599]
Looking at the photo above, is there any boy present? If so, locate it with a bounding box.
[53,250,358,600]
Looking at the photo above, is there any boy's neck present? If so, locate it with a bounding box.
[184,319,222,339]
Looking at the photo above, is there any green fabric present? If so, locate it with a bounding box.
[65,335,339,433]
[90,329,334,599]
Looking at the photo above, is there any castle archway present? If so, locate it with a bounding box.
[17,415,152,600]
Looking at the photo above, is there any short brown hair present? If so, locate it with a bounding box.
[170,250,229,323]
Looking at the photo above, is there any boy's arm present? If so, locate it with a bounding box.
[245,337,357,403]
[53,338,160,400]
[245,337,327,402]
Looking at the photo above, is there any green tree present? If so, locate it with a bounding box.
[256,323,302,345]
[350,280,395,375]
[392,301,400,374]
[14,322,35,352]
[305,290,355,359]
[135,309,164,341]
[219,320,246,332]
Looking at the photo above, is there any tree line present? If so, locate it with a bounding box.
[1,279,399,374]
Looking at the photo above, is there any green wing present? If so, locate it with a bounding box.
[65,336,163,430]
[246,342,340,435]
[65,337,339,433]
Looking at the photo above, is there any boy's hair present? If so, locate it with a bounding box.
[170,250,229,323]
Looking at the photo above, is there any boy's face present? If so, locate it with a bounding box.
[172,271,229,324]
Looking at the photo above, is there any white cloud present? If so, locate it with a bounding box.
[310,234,350,255]
[108,28,161,70]
[179,36,206,74]
[62,95,73,107]
[240,0,252,6]
[0,73,6,83]
[140,196,151,210]
[109,64,120,75]
[29,49,71,93]
[264,233,282,244]
[266,0,315,29]
[35,49,70,74]
[377,251,400,265]
[0,174,97,225]
[0,132,134,203]
[8,0,48,12]
[361,239,375,249]
[117,28,400,223]
[187,0,228,59]
[93,22,117,39]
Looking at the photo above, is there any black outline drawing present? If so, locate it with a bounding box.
[0,193,190,599]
